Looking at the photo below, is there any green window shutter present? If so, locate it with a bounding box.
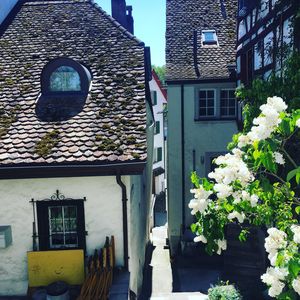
[155,121,160,134]
[157,147,162,162]
[151,91,157,106]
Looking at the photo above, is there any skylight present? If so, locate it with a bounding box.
[202,30,218,46]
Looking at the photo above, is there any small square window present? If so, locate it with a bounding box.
[202,30,218,45]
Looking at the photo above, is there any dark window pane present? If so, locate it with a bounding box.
[199,99,207,107]
[229,99,236,106]
[208,99,214,107]
[65,219,77,231]
[220,99,227,107]
[199,108,206,116]
[229,108,236,115]
[50,207,62,219]
[221,107,227,116]
[51,219,63,232]
[65,234,78,245]
[207,108,214,116]
[64,206,77,218]
[51,234,64,246]
[229,90,235,98]
[221,90,227,98]
[207,91,214,98]
[199,91,206,98]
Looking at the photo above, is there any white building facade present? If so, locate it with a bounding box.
[150,71,167,196]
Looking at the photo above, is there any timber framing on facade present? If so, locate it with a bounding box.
[236,0,300,86]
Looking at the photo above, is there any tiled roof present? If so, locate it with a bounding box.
[0,0,148,167]
[166,0,237,81]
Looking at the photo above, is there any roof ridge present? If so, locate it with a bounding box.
[88,0,145,47]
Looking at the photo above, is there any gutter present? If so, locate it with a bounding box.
[116,173,129,271]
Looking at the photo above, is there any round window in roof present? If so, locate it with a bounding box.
[36,58,92,122]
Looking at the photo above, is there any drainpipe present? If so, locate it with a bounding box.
[181,84,185,233]
[116,173,129,270]
[193,30,200,78]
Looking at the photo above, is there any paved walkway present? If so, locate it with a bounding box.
[149,225,208,300]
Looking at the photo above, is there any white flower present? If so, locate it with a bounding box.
[214,183,233,198]
[216,239,227,255]
[228,211,245,223]
[261,267,287,297]
[292,276,300,295]
[194,235,207,243]
[268,251,278,266]
[268,281,285,298]
[267,96,288,113]
[296,118,300,128]
[238,134,250,148]
[190,186,212,200]
[250,194,259,207]
[291,225,300,244]
[265,228,287,254]
[273,152,285,165]
[188,198,209,215]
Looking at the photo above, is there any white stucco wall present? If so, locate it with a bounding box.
[0,0,19,24]
[0,176,125,295]
[150,76,166,194]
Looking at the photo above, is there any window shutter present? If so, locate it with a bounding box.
[76,201,86,251]
[155,121,160,134]
[151,91,157,106]
[36,201,50,251]
[157,147,162,162]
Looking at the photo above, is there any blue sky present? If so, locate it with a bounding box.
[95,0,166,66]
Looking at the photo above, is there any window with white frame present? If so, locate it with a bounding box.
[220,90,236,117]
[198,90,215,117]
[238,20,247,40]
[202,30,218,45]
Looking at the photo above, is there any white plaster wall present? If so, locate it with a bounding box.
[0,176,124,296]
[150,78,166,191]
[0,0,19,24]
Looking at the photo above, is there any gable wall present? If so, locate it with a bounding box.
[0,176,126,295]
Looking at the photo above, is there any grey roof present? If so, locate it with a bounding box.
[0,0,148,167]
[166,0,237,81]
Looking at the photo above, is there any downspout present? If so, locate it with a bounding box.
[116,173,129,270]
[193,30,200,78]
[181,84,185,233]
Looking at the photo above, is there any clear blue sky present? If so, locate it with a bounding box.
[95,0,166,66]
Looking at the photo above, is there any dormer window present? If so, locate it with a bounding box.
[202,30,218,46]
[36,58,92,122]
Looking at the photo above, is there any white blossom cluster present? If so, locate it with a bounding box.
[261,267,288,297]
[188,186,212,215]
[238,96,287,148]
[262,227,300,297]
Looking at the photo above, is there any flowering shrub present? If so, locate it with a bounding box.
[189,97,300,299]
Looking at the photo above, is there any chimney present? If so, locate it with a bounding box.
[111,0,127,29]
[126,6,134,34]
[111,0,134,34]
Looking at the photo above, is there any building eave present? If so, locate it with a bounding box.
[0,161,146,180]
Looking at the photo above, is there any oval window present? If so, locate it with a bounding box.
[50,66,81,92]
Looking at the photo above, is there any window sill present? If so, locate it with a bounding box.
[194,117,237,122]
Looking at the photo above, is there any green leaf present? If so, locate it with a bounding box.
[261,152,277,173]
[287,167,300,183]
[190,223,198,233]
[191,172,200,188]
[295,206,300,215]
[279,118,292,136]
[278,290,297,300]
[253,149,261,160]
[288,259,300,278]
